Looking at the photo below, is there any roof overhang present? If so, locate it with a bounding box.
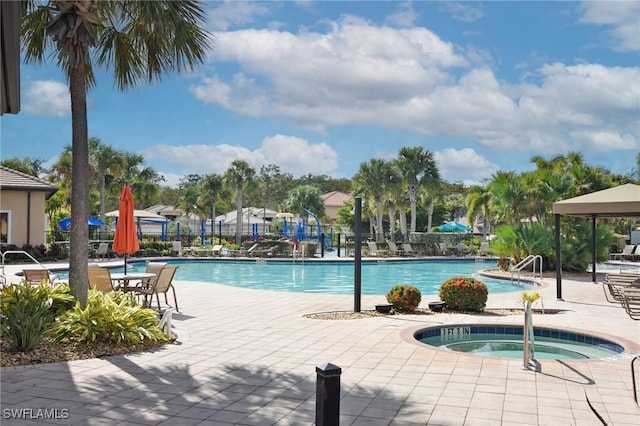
[552,183,640,217]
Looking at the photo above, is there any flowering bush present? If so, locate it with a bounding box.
[438,276,488,312]
[496,257,512,271]
[386,285,421,313]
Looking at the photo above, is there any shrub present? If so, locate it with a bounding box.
[52,290,169,345]
[386,285,421,313]
[0,281,73,351]
[439,276,488,312]
[496,257,512,271]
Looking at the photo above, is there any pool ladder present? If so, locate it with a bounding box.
[523,300,535,367]
[511,254,543,285]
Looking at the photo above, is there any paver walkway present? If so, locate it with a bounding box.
[1,260,639,425]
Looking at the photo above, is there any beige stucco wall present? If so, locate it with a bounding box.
[0,190,48,246]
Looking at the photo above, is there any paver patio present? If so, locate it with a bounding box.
[1,260,639,425]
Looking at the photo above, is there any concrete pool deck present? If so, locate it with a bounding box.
[1,259,640,425]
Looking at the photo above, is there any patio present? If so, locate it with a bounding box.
[1,268,639,425]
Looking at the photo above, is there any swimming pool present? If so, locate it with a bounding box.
[414,324,624,360]
[73,258,534,296]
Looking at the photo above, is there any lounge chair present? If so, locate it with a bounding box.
[402,243,417,256]
[22,269,56,286]
[135,265,179,312]
[87,267,114,292]
[437,242,448,256]
[611,245,636,260]
[603,272,640,303]
[387,241,403,256]
[479,242,490,256]
[366,242,380,257]
[171,241,182,256]
[619,287,640,320]
[211,244,223,256]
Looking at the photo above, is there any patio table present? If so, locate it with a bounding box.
[110,272,155,292]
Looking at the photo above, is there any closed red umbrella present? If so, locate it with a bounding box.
[112,184,140,274]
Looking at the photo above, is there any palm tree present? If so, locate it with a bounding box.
[224,160,256,244]
[22,0,211,306]
[466,185,491,239]
[284,185,325,222]
[353,159,398,243]
[396,147,440,234]
[199,173,226,240]
[88,138,121,239]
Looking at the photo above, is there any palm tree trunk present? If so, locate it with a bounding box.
[235,188,242,244]
[427,200,435,232]
[99,174,106,240]
[388,207,396,243]
[68,65,89,308]
[376,199,384,243]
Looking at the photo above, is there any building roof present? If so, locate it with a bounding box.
[321,191,352,207]
[0,166,58,193]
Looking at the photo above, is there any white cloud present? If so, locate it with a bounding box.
[578,1,640,52]
[434,148,499,186]
[439,2,484,23]
[192,16,638,161]
[207,1,271,31]
[142,134,338,180]
[386,2,419,28]
[22,81,70,116]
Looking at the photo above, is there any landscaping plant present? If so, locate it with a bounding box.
[0,281,73,352]
[386,285,421,313]
[439,276,488,312]
[52,289,169,345]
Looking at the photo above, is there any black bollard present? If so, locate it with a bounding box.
[337,233,341,257]
[321,232,325,257]
[316,362,341,426]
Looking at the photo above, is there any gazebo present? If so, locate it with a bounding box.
[552,183,640,299]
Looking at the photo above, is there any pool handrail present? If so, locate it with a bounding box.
[511,254,543,285]
[523,300,535,367]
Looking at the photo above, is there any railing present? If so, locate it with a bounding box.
[1,250,49,275]
[632,355,640,405]
[523,300,535,367]
[511,254,543,284]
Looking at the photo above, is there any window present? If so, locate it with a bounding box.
[0,211,9,244]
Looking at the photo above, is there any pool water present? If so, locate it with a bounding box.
[415,325,624,360]
[68,259,533,296]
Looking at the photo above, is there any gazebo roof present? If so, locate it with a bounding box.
[552,183,640,217]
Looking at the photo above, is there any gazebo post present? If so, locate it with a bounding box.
[591,216,597,284]
[555,213,562,300]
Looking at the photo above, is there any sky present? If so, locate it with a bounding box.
[2,1,639,188]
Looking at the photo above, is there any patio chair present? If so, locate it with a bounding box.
[611,245,636,260]
[619,286,640,320]
[87,267,114,292]
[94,242,110,260]
[135,261,167,290]
[602,272,640,303]
[135,265,179,312]
[22,269,56,286]
[437,242,448,256]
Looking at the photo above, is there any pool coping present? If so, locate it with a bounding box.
[399,319,640,362]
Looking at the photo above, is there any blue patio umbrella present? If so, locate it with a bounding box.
[437,221,473,232]
[59,216,105,230]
